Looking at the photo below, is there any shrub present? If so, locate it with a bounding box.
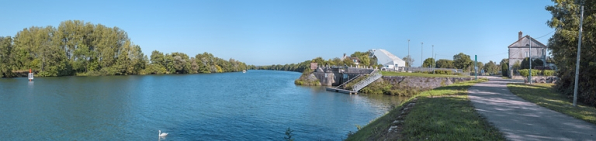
[543,70,555,76]
[518,69,538,77]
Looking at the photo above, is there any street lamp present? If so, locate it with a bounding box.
[421,42,423,67]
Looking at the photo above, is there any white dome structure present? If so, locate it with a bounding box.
[369,49,406,71]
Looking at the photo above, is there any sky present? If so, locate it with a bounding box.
[0,0,556,66]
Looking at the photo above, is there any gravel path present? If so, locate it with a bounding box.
[468,76,596,141]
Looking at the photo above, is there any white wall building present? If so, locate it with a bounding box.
[369,49,406,71]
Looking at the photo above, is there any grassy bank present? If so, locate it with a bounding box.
[381,71,468,78]
[346,78,504,140]
[507,83,596,125]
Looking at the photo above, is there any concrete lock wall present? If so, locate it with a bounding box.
[381,76,474,90]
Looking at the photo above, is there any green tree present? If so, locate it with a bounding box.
[500,59,509,76]
[453,53,472,70]
[483,61,499,75]
[520,57,544,69]
[358,55,370,67]
[422,58,435,68]
[547,1,596,106]
[435,59,454,68]
[0,36,14,77]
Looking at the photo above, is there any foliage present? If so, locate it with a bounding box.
[520,57,544,69]
[435,59,454,68]
[294,69,321,86]
[381,71,466,78]
[518,69,538,77]
[453,53,472,70]
[422,58,435,68]
[546,1,596,106]
[483,61,500,75]
[500,58,509,76]
[257,51,378,72]
[0,36,15,77]
[403,55,414,67]
[543,70,555,76]
[0,20,247,77]
[508,83,596,124]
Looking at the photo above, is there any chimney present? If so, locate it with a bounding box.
[518,31,523,40]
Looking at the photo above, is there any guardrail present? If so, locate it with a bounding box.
[352,70,382,92]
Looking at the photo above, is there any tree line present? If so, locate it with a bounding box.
[253,51,380,72]
[546,1,596,107]
[0,20,247,77]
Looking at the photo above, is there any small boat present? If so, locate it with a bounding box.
[243,70,246,73]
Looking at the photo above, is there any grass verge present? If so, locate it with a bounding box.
[346,78,505,140]
[507,83,596,125]
[381,71,469,78]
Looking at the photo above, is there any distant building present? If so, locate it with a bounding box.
[310,63,318,70]
[508,31,548,77]
[342,53,360,66]
[369,49,406,71]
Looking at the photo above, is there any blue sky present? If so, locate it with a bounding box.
[0,0,555,66]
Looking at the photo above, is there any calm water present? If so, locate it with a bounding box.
[0,70,406,140]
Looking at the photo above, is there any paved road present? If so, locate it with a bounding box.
[468,76,596,141]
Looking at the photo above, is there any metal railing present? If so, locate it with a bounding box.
[352,70,382,92]
[336,74,363,89]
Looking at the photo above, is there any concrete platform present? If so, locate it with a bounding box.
[325,87,357,94]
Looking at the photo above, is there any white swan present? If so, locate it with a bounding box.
[159,130,168,137]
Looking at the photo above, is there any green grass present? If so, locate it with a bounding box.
[507,83,596,125]
[346,79,505,141]
[381,71,469,78]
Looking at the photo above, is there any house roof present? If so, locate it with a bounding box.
[508,35,547,48]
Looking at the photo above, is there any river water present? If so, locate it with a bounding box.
[0,70,405,140]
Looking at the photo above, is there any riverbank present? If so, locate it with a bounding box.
[346,78,505,140]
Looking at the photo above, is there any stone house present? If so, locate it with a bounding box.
[508,31,547,77]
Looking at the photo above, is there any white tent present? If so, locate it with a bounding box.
[369,49,406,71]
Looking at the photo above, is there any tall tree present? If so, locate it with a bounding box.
[0,36,14,77]
[483,61,499,75]
[435,59,454,68]
[500,58,509,76]
[453,53,472,70]
[546,0,596,106]
[422,58,435,68]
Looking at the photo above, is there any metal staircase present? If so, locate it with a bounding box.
[336,74,363,89]
[351,70,382,92]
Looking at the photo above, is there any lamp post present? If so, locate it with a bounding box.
[432,45,434,74]
[421,42,423,67]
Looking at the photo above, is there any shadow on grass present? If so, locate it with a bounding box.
[402,96,504,140]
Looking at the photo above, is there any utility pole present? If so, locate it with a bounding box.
[529,35,532,84]
[408,39,410,67]
[421,42,423,67]
[573,5,584,107]
[432,45,434,74]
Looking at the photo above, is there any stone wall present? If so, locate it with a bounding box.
[382,76,474,90]
[313,72,338,86]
